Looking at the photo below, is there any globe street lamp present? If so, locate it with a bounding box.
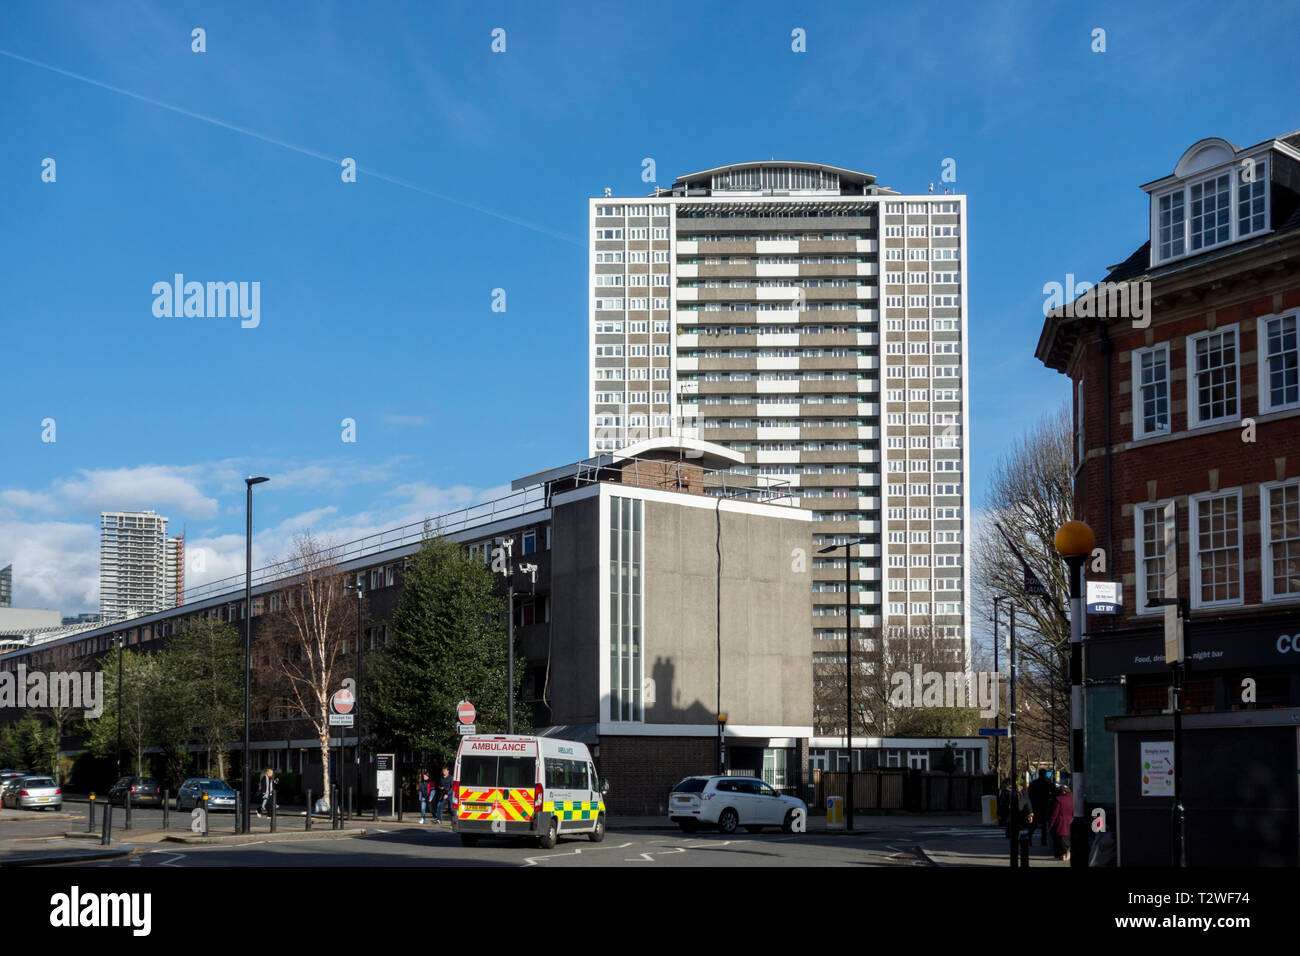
[1054,519,1094,870]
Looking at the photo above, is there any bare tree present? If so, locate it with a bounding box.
[972,405,1074,774]
[815,624,973,737]
[265,532,357,808]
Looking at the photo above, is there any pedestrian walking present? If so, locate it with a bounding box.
[996,777,1013,827]
[1027,769,1052,847]
[434,766,452,824]
[1047,783,1074,862]
[257,768,276,818]
[418,771,434,824]
[1005,781,1034,866]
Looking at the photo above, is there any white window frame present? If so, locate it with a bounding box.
[1150,158,1271,267]
[1257,311,1300,414]
[1133,500,1172,616]
[1186,325,1241,428]
[1131,343,1171,440]
[1189,488,1244,610]
[1262,479,1300,603]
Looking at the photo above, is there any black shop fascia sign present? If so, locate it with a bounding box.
[1085,611,1300,678]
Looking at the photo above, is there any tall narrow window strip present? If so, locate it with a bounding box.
[1138,347,1170,436]
[609,496,643,722]
[1140,507,1166,606]
[1264,315,1299,410]
[1267,483,1300,599]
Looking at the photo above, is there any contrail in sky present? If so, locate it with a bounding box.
[0,48,582,245]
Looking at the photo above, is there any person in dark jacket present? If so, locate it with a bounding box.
[433,766,452,824]
[996,778,1014,827]
[1004,782,1034,843]
[418,771,435,824]
[1027,769,1052,846]
[1047,783,1074,861]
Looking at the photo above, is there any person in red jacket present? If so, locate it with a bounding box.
[1047,783,1074,861]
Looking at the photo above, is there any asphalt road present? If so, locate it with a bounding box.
[75,825,940,867]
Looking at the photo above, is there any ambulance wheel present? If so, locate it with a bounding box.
[538,817,558,849]
[588,814,605,842]
[717,808,739,834]
[460,834,479,847]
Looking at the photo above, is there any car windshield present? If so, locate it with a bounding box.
[672,778,709,793]
[24,778,56,788]
[197,780,233,791]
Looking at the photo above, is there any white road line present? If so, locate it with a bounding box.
[522,841,631,866]
[152,852,185,867]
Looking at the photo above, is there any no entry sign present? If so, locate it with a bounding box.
[332,688,355,715]
[457,700,476,725]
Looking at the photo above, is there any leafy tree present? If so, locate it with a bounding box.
[164,618,242,783]
[368,531,527,762]
[84,647,161,777]
[0,716,55,771]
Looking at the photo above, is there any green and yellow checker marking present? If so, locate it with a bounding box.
[543,800,605,822]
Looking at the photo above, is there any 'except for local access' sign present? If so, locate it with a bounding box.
[329,713,354,726]
[457,700,476,725]
[457,724,476,735]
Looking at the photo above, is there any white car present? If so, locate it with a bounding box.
[669,775,806,834]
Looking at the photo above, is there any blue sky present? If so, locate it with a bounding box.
[2,0,1298,613]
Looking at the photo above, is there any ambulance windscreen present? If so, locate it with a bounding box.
[459,756,537,789]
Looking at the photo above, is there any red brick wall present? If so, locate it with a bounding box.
[596,735,715,816]
[1071,285,1300,624]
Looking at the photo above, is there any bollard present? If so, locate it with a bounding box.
[270,789,277,834]
[163,790,169,831]
[234,794,240,834]
[397,787,403,823]
[347,786,353,822]
[100,800,112,846]
[201,793,209,837]
[333,787,340,830]
[306,789,312,831]
[124,788,132,831]
[1009,833,1018,868]
[1019,832,1031,868]
[87,793,96,833]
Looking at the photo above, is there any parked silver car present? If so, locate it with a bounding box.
[1,776,63,810]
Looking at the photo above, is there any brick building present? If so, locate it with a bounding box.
[1036,132,1300,865]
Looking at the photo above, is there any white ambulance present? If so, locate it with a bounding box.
[451,734,609,848]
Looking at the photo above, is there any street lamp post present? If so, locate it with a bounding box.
[817,536,869,831]
[1055,519,1095,871]
[494,536,517,735]
[115,635,123,779]
[345,581,364,813]
[243,475,269,835]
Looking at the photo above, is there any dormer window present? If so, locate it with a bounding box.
[1151,153,1270,266]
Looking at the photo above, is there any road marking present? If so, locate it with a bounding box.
[522,841,631,866]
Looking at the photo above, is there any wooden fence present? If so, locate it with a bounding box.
[813,769,994,813]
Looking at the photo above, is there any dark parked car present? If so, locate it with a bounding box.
[108,777,162,806]
[177,778,238,812]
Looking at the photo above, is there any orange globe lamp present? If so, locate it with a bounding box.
[1054,520,1095,559]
